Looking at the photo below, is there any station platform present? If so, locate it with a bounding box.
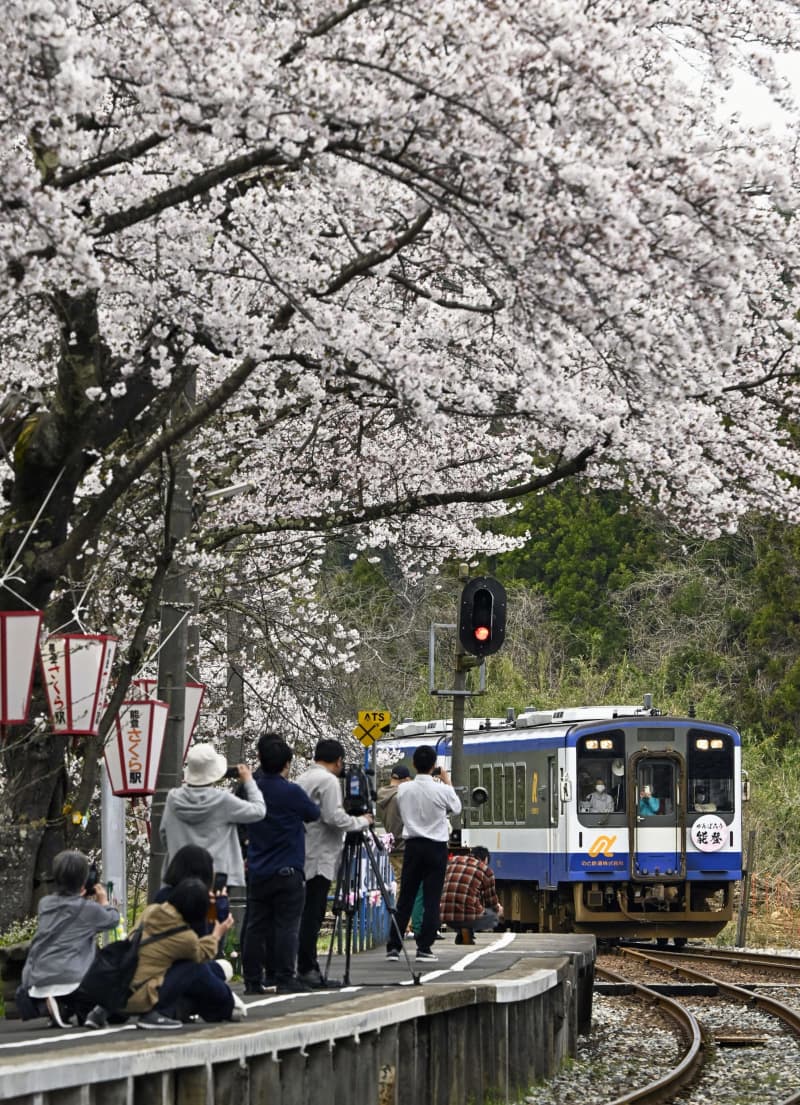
[0,931,595,1105]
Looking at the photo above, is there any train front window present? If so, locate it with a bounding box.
[636,758,676,817]
[577,731,625,822]
[688,730,734,814]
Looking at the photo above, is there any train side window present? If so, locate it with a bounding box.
[504,766,515,822]
[468,766,481,825]
[493,765,504,822]
[514,764,526,822]
[481,765,492,824]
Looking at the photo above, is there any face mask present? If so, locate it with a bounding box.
[595,784,605,793]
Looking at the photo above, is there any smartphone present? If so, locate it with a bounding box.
[224,766,240,780]
[84,862,99,896]
[215,894,230,923]
[213,872,228,894]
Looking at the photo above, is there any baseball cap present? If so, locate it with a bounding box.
[390,764,411,779]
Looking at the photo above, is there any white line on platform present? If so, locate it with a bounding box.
[398,932,518,984]
[0,1024,137,1048]
[450,930,517,970]
[243,985,361,1008]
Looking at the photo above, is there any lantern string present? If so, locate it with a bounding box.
[0,579,40,610]
[50,565,100,635]
[0,467,65,599]
[136,609,191,677]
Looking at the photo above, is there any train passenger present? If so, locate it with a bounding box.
[440,846,503,945]
[16,850,120,1027]
[585,780,614,813]
[385,744,461,964]
[638,784,660,816]
[693,789,717,812]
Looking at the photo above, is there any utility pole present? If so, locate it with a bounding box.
[147,378,195,900]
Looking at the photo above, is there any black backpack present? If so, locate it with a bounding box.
[77,923,189,1013]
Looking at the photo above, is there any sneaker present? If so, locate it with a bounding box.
[416,950,438,962]
[137,1010,183,1030]
[385,949,400,961]
[45,995,70,1028]
[84,1005,108,1030]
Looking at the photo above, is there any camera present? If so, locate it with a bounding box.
[341,763,373,816]
[432,767,442,777]
[224,766,240,780]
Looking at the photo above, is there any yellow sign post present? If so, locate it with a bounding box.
[352,710,391,748]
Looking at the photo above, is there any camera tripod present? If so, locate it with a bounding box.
[324,827,420,986]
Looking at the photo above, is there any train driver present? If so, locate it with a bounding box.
[585,780,615,813]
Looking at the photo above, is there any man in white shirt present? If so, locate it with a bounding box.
[385,744,461,964]
[296,739,373,987]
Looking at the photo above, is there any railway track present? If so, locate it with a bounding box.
[591,946,800,1105]
[593,962,704,1105]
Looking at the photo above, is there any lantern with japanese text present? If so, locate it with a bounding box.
[41,633,117,736]
[104,699,169,797]
[0,610,43,725]
[130,677,205,761]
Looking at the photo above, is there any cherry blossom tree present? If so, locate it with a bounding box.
[1,0,799,919]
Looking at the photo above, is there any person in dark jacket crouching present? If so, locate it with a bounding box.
[242,734,321,994]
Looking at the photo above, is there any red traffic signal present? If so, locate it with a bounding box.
[458,577,507,657]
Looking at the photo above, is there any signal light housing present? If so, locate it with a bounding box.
[458,577,507,657]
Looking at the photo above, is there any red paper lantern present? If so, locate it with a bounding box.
[104,699,169,797]
[41,633,117,736]
[0,610,43,724]
[131,677,205,761]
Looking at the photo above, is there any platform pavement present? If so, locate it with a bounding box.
[0,930,595,1057]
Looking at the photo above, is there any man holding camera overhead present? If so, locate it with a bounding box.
[296,739,373,988]
[160,743,265,891]
[385,745,461,964]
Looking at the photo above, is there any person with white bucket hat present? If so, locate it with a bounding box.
[160,743,265,889]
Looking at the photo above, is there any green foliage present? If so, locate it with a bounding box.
[491,483,664,662]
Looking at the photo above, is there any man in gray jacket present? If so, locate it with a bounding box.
[160,742,265,888]
[296,738,373,987]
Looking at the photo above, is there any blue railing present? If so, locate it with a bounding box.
[332,834,397,952]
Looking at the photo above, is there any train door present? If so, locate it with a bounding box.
[631,752,685,879]
[546,754,559,886]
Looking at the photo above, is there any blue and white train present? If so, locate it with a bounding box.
[381,700,746,942]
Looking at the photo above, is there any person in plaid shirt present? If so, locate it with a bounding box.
[440,847,503,944]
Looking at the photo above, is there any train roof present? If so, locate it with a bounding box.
[386,706,741,750]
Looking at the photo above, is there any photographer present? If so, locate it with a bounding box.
[385,745,461,964]
[18,850,119,1027]
[296,739,373,988]
[160,742,265,890]
[242,735,320,994]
